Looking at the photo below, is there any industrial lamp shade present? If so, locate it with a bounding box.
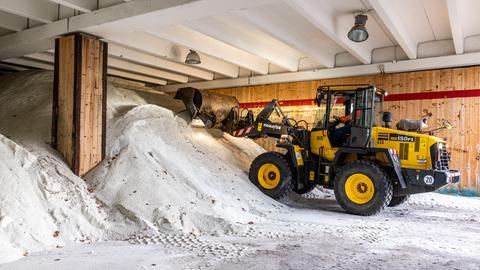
[185,50,201,64]
[348,14,369,42]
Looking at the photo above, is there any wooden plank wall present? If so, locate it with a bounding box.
[209,67,480,193]
[53,33,107,177]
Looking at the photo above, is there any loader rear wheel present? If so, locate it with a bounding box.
[334,160,393,216]
[249,152,293,200]
[388,195,410,207]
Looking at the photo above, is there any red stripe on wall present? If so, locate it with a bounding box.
[384,89,480,101]
[239,89,480,109]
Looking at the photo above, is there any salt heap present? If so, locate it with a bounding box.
[87,104,274,234]
[0,133,107,263]
[0,71,279,263]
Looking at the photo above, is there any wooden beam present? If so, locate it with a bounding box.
[52,33,107,177]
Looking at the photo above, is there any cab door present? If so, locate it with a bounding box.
[348,88,374,148]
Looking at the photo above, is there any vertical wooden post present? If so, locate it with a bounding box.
[52,33,107,177]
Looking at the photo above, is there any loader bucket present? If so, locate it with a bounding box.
[175,87,240,131]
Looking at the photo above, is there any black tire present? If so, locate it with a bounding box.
[388,195,410,207]
[249,152,293,199]
[334,160,393,216]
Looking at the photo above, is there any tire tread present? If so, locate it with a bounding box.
[334,160,393,216]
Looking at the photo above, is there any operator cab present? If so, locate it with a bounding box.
[313,85,385,148]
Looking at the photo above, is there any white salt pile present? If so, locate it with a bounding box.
[0,134,108,263]
[87,105,275,234]
[0,71,279,263]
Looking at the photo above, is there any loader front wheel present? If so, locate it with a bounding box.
[249,152,293,200]
[334,160,393,216]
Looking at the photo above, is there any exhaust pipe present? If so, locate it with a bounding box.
[175,87,240,131]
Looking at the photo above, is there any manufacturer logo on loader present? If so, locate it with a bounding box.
[263,123,281,130]
[378,133,415,142]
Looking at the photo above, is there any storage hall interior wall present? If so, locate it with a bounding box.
[208,66,480,194]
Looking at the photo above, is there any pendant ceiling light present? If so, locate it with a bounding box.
[348,14,369,42]
[185,50,201,64]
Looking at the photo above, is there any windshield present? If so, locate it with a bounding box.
[313,88,384,129]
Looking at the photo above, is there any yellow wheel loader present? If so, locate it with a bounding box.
[176,85,460,216]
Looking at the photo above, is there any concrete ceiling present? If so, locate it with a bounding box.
[0,0,479,91]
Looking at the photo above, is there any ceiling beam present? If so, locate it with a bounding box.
[24,52,54,62]
[285,0,371,64]
[3,57,54,70]
[0,11,28,31]
[0,0,198,60]
[184,16,302,71]
[48,0,97,13]
[82,0,280,38]
[107,69,167,85]
[446,0,464,54]
[108,42,214,80]
[106,32,239,78]
[148,25,269,74]
[25,52,181,84]
[238,8,335,68]
[158,51,480,92]
[0,62,28,72]
[366,0,417,59]
[108,57,188,83]
[0,0,280,61]
[0,0,59,23]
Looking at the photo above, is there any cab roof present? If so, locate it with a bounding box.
[317,84,386,96]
